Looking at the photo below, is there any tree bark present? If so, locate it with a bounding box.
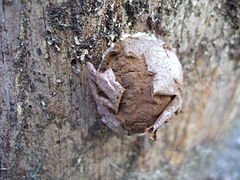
[0,0,239,179]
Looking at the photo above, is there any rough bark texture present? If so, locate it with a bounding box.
[0,0,239,180]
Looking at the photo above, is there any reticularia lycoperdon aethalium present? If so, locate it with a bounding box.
[86,33,183,141]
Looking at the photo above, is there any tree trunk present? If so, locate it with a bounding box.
[0,0,239,179]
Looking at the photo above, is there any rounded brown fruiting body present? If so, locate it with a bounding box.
[100,42,172,135]
[86,33,183,140]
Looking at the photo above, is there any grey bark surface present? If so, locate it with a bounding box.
[0,0,239,180]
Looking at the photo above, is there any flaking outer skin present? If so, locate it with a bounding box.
[86,63,127,134]
[86,33,183,140]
